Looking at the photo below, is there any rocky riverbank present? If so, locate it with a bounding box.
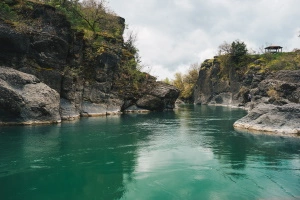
[0,1,179,125]
[234,103,300,137]
[233,70,300,137]
[194,56,300,137]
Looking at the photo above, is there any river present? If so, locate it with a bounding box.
[0,105,299,200]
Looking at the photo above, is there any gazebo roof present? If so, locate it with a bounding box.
[265,45,283,50]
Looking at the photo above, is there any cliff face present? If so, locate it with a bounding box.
[193,56,300,136]
[193,59,243,105]
[194,57,299,107]
[0,1,179,124]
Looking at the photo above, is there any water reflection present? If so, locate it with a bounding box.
[182,105,300,168]
[121,105,300,199]
[0,116,140,200]
[0,105,300,200]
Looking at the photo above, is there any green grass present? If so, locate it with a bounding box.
[213,52,300,80]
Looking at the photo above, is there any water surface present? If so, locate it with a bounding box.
[0,105,299,200]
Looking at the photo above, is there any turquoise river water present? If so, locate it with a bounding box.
[0,105,299,200]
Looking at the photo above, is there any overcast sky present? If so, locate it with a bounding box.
[108,0,300,80]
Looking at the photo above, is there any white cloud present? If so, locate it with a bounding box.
[109,0,300,80]
[174,0,194,11]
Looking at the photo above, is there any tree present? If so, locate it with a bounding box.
[66,0,119,36]
[183,63,200,84]
[218,41,231,55]
[163,77,171,84]
[171,63,200,101]
[231,40,247,56]
[124,31,139,61]
[75,0,107,33]
[172,72,184,93]
[230,40,248,63]
[218,40,248,57]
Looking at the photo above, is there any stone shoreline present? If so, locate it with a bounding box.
[202,102,300,137]
[233,103,300,137]
[194,65,300,138]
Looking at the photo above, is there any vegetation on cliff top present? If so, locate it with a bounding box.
[0,0,148,97]
[215,40,299,75]
[168,40,299,102]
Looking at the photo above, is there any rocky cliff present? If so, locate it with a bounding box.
[0,1,179,125]
[194,56,300,136]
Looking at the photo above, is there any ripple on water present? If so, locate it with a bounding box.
[0,105,299,200]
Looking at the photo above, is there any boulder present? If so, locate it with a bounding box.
[234,103,300,136]
[136,95,164,111]
[135,82,180,111]
[0,67,61,124]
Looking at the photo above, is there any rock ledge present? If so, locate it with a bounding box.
[234,103,300,137]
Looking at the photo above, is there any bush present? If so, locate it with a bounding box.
[230,40,248,63]
[171,63,200,101]
[0,2,16,19]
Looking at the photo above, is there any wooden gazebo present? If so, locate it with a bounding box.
[265,45,283,53]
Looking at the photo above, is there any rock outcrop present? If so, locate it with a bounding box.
[193,59,244,106]
[193,57,300,136]
[234,103,300,136]
[233,70,300,136]
[0,2,179,125]
[135,82,179,111]
[0,67,61,125]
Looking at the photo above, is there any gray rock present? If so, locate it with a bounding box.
[234,103,300,136]
[60,98,80,120]
[0,24,30,66]
[19,67,63,93]
[194,60,300,137]
[149,81,179,99]
[0,67,61,124]
[81,101,109,116]
[268,70,300,83]
[81,98,123,116]
[193,62,241,105]
[0,3,180,123]
[136,82,180,111]
[211,92,233,105]
[136,95,165,111]
[124,105,150,113]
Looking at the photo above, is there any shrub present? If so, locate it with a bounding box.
[0,2,16,20]
[267,89,279,99]
[171,63,200,101]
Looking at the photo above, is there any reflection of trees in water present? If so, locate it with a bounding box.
[195,106,300,169]
[55,116,141,200]
[0,117,143,200]
[179,105,300,170]
[1,105,299,199]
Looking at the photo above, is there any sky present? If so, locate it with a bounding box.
[108,0,300,80]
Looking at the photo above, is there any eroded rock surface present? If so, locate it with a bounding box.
[193,57,300,136]
[234,103,300,136]
[0,67,61,124]
[0,2,180,124]
[129,82,180,111]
